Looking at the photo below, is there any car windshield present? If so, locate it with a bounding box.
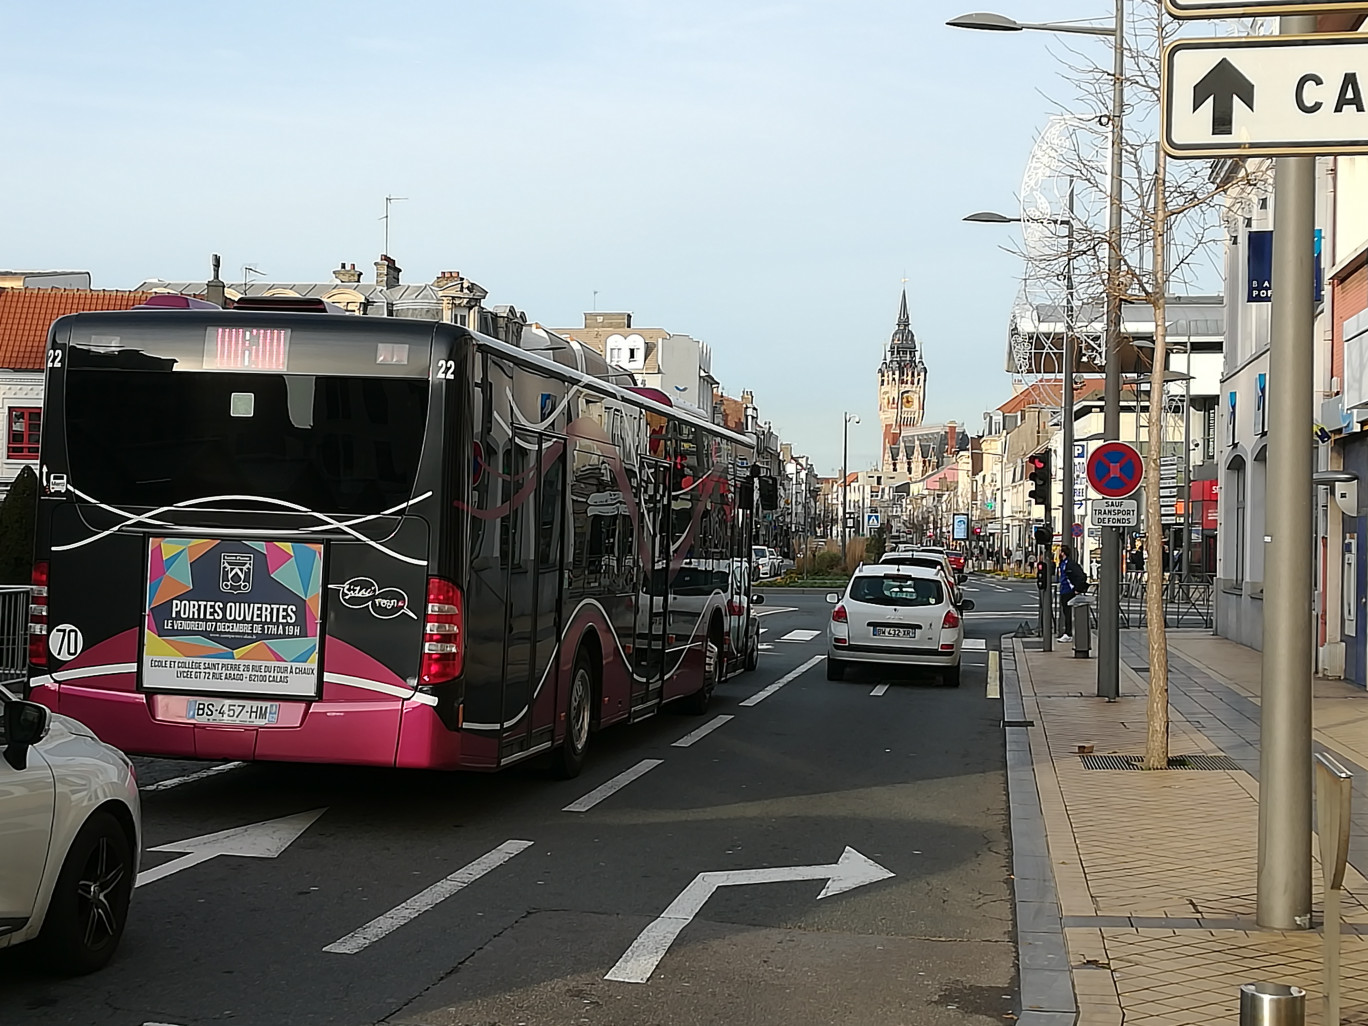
[849,575,943,607]
[752,547,767,558]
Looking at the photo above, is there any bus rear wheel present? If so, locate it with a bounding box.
[682,632,721,715]
[553,655,595,779]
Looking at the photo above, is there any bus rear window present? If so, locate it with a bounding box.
[65,369,429,514]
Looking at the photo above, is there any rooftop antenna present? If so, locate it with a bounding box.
[241,264,264,291]
[381,195,408,255]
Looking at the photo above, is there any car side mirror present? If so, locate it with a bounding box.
[961,599,976,612]
[825,593,840,604]
[752,593,765,605]
[2,699,51,771]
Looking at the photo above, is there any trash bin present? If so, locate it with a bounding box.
[1071,593,1094,659]
[1239,982,1305,1026]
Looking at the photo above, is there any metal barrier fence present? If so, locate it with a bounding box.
[0,585,30,685]
[1119,570,1213,630]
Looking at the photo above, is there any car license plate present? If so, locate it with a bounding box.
[873,626,918,639]
[185,699,280,725]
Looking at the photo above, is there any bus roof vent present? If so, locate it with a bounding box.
[626,386,673,407]
[135,294,222,310]
[233,295,343,314]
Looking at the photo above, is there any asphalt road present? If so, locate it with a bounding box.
[0,577,1041,1026]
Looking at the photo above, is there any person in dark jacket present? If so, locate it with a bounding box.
[1057,544,1089,641]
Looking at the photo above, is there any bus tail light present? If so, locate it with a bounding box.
[420,577,463,684]
[941,608,961,630]
[29,560,48,668]
[832,604,848,624]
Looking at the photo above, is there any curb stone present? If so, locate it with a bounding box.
[1000,635,1078,1026]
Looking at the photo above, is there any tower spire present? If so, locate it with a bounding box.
[897,288,910,330]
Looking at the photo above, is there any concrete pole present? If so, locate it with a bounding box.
[1062,183,1077,557]
[1258,12,1317,932]
[1097,0,1125,701]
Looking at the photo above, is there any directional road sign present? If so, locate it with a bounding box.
[1166,0,1368,18]
[1087,442,1143,499]
[1164,34,1368,159]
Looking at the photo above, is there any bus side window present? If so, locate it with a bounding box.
[538,457,563,569]
[500,445,523,568]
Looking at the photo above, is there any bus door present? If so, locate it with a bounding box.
[497,427,566,764]
[631,458,671,717]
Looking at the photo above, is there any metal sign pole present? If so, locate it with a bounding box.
[1258,12,1316,932]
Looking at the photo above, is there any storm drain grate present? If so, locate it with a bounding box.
[1079,753,1242,771]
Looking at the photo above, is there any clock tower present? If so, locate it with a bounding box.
[878,290,927,473]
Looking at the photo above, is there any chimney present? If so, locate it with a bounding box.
[947,422,957,453]
[434,270,464,285]
[204,253,226,308]
[741,390,754,406]
[375,254,401,288]
[334,261,362,284]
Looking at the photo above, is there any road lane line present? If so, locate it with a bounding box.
[753,606,797,617]
[141,761,246,792]
[324,839,534,954]
[870,684,889,697]
[987,650,1001,699]
[777,629,820,643]
[962,638,987,650]
[672,715,733,748]
[563,759,664,812]
[740,654,825,707]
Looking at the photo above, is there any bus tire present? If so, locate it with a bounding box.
[553,653,595,779]
[37,809,134,975]
[743,631,759,672]
[682,630,721,715]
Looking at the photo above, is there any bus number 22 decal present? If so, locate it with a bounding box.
[47,348,62,368]
[435,359,455,380]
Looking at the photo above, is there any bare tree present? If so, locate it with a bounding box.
[1021,0,1268,767]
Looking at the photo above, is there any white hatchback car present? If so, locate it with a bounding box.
[1,687,141,974]
[826,564,973,685]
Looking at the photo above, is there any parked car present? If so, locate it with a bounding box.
[825,563,973,686]
[0,687,141,974]
[768,548,794,575]
[751,545,773,580]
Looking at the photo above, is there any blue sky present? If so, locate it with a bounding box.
[0,1,1116,474]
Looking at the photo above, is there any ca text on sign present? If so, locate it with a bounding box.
[1163,35,1368,159]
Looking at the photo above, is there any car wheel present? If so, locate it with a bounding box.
[683,632,721,714]
[38,809,134,975]
[943,662,962,688]
[826,657,846,681]
[553,654,595,779]
[744,628,759,672]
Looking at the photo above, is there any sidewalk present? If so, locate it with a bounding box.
[1005,628,1368,1026]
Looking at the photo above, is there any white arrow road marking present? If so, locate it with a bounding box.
[324,839,533,954]
[141,761,246,792]
[757,643,774,651]
[605,847,895,984]
[777,629,821,643]
[752,606,797,617]
[870,683,889,697]
[672,715,733,748]
[563,759,663,812]
[962,638,987,651]
[136,808,326,887]
[739,654,824,707]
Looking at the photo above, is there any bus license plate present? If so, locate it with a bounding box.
[872,626,917,639]
[185,700,280,725]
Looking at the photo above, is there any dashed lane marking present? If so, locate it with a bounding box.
[740,654,825,707]
[141,761,246,792]
[870,683,890,697]
[672,715,733,748]
[753,606,798,617]
[563,759,664,812]
[777,629,821,643]
[323,839,534,954]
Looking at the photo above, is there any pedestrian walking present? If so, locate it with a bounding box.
[1057,544,1089,643]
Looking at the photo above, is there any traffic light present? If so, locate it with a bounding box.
[1027,451,1052,509]
[757,476,779,511]
[1034,524,1052,547]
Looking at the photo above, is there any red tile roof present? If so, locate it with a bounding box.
[0,288,156,370]
[997,378,1105,415]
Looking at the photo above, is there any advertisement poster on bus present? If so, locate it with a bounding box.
[142,538,324,698]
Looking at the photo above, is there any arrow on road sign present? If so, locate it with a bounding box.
[1194,57,1255,135]
[605,846,894,983]
[136,808,327,887]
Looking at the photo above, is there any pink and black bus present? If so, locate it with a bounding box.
[26,307,760,776]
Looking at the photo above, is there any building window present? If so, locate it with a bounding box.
[1229,456,1246,587]
[608,347,623,364]
[7,407,40,460]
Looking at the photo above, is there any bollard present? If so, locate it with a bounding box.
[1239,982,1305,1026]
[1071,594,1093,659]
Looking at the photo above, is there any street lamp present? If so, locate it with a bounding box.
[842,413,860,555]
[964,200,1078,560]
[950,3,1126,701]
